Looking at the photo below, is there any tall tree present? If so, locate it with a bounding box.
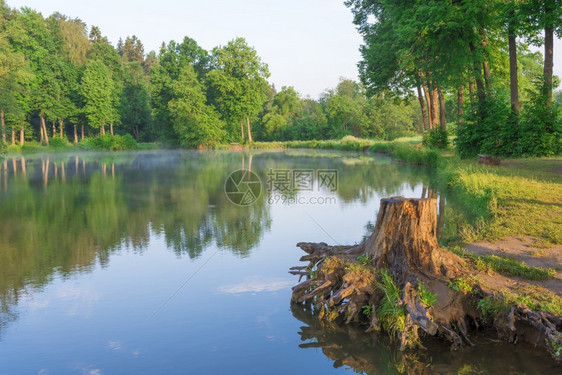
[80,60,116,134]
[168,65,225,147]
[207,38,270,142]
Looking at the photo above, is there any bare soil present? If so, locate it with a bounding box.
[465,236,562,296]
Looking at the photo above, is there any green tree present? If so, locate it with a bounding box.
[80,60,116,134]
[207,37,270,142]
[121,62,151,140]
[168,65,225,147]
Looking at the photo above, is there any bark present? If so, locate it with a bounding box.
[81,124,85,140]
[52,122,56,138]
[544,26,554,107]
[19,127,24,146]
[101,125,105,135]
[246,117,253,143]
[59,120,64,139]
[420,72,434,129]
[1,109,5,145]
[416,85,428,130]
[110,123,114,136]
[240,120,245,141]
[11,129,15,145]
[429,86,439,129]
[437,86,447,131]
[40,116,49,146]
[74,124,78,144]
[508,16,520,115]
[469,42,486,102]
[457,85,464,124]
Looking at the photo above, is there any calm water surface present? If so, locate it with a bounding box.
[0,150,557,374]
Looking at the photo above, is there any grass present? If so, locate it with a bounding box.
[478,287,562,318]
[449,246,556,281]
[377,269,406,340]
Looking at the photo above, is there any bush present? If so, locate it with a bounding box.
[422,129,449,149]
[49,137,70,148]
[79,134,138,151]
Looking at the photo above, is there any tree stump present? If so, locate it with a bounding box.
[290,197,562,359]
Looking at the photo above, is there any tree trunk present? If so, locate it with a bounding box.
[429,86,439,129]
[420,72,434,129]
[19,127,24,146]
[437,86,447,131]
[240,120,245,142]
[1,108,5,145]
[52,122,56,138]
[74,124,78,144]
[40,116,49,146]
[469,42,486,103]
[110,123,114,136]
[59,119,64,139]
[246,117,253,143]
[101,125,105,135]
[81,124,85,140]
[457,85,464,124]
[508,16,520,115]
[416,85,428,130]
[544,26,554,108]
[11,129,15,146]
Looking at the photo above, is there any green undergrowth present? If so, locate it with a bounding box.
[478,288,562,318]
[450,246,556,281]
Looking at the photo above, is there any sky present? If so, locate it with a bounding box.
[5,0,562,99]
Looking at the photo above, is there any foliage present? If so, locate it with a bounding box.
[168,65,226,148]
[447,277,473,293]
[78,134,138,150]
[356,254,372,266]
[417,284,437,308]
[422,129,448,149]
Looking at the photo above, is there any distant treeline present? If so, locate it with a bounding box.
[0,1,560,156]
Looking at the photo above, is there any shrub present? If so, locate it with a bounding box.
[422,129,448,149]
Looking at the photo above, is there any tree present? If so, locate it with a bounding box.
[207,38,270,142]
[80,60,116,134]
[168,65,226,148]
[118,35,144,63]
[121,62,151,140]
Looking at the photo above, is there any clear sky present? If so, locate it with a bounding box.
[5,0,562,99]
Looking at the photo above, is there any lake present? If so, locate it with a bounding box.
[0,150,557,374]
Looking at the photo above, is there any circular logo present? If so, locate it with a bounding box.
[224,169,262,206]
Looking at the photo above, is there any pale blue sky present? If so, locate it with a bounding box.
[6,1,562,99]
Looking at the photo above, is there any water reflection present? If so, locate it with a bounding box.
[292,304,559,374]
[0,150,455,352]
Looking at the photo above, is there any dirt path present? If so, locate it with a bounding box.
[465,236,562,296]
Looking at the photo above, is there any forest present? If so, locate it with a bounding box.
[0,0,561,156]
